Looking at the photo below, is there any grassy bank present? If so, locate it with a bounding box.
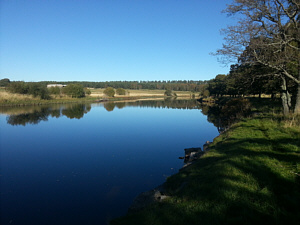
[111,116,300,225]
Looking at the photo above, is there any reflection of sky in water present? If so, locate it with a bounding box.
[0,102,218,225]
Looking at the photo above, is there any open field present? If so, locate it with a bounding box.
[112,115,300,225]
[89,88,196,98]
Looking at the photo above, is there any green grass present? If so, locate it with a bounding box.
[111,116,300,225]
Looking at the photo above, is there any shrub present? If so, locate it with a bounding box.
[164,89,173,96]
[7,81,28,94]
[116,88,126,95]
[165,89,177,97]
[84,88,91,96]
[103,87,115,97]
[49,86,61,95]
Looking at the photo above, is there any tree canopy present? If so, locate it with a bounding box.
[7,81,50,99]
[214,0,300,115]
[0,78,10,87]
[63,84,85,98]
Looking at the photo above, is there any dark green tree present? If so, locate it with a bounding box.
[214,0,300,115]
[208,74,227,97]
[27,83,50,99]
[7,81,28,94]
[63,84,85,98]
[0,78,10,87]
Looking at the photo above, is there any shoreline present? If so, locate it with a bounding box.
[111,116,300,225]
[0,92,195,107]
[127,143,213,214]
[0,96,162,107]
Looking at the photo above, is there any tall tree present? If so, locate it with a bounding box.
[63,84,85,98]
[214,0,300,115]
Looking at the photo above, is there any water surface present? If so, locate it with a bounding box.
[0,100,218,225]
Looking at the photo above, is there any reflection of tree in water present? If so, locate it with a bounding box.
[200,98,252,132]
[50,109,61,118]
[115,102,126,109]
[5,99,248,130]
[135,99,200,109]
[103,99,200,112]
[62,104,91,119]
[201,104,225,132]
[6,107,51,126]
[6,104,92,125]
[104,102,116,112]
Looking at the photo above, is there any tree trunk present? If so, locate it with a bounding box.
[294,69,300,115]
[271,93,275,99]
[281,76,290,116]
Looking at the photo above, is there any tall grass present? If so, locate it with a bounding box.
[0,90,94,106]
[0,91,39,103]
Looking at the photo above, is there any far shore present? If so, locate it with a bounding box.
[0,88,197,107]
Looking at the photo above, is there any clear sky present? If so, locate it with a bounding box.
[0,0,234,82]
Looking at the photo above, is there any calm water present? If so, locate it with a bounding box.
[0,100,219,225]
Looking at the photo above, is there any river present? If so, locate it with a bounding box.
[0,99,219,225]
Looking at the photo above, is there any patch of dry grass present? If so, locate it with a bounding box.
[90,88,195,97]
[0,91,40,103]
[283,115,300,128]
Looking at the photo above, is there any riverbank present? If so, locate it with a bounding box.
[0,88,195,107]
[111,115,300,225]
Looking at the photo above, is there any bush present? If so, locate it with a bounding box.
[63,84,85,98]
[164,89,177,97]
[7,81,28,94]
[116,88,126,95]
[103,87,115,97]
[84,88,91,96]
[49,86,61,95]
[164,89,173,96]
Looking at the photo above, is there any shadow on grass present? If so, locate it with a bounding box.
[111,120,300,225]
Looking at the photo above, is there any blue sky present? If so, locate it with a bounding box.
[0,0,234,82]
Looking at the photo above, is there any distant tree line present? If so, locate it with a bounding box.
[37,80,208,92]
[1,79,88,99]
[6,81,51,99]
[1,79,209,98]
